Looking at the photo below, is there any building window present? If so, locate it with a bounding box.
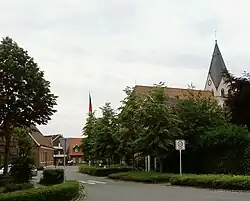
[211,89,214,96]
[221,88,225,97]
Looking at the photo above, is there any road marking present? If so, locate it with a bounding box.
[80,180,106,185]
[88,180,107,184]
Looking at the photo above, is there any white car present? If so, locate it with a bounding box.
[0,164,12,175]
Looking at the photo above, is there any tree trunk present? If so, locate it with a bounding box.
[3,133,10,175]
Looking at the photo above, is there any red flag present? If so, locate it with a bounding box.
[89,92,93,114]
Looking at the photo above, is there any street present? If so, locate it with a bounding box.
[63,166,250,201]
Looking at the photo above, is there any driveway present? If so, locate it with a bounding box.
[65,166,250,201]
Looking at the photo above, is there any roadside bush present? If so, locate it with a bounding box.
[40,168,64,185]
[0,175,13,187]
[169,174,250,190]
[3,183,34,193]
[10,156,34,183]
[37,166,44,171]
[108,171,175,183]
[79,165,132,176]
[109,171,250,190]
[0,181,79,201]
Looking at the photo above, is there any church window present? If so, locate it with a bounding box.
[211,89,214,96]
[221,88,225,97]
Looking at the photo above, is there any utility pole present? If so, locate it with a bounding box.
[63,138,67,182]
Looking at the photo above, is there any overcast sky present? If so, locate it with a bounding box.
[1,1,250,137]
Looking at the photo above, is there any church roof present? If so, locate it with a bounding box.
[208,41,228,89]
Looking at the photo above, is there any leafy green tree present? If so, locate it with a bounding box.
[117,86,142,166]
[176,93,228,150]
[202,123,250,174]
[13,127,33,157]
[224,71,250,130]
[0,37,57,174]
[92,103,119,165]
[82,113,97,163]
[82,103,119,165]
[10,127,34,183]
[173,91,229,173]
[133,84,183,171]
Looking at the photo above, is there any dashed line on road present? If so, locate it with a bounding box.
[80,180,107,185]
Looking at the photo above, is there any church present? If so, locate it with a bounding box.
[134,40,230,107]
[204,40,229,106]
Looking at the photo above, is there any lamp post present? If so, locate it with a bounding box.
[60,137,67,183]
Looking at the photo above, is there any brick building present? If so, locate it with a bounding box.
[67,138,84,165]
[0,125,54,168]
[28,125,54,167]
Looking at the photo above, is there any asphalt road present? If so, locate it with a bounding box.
[64,166,250,201]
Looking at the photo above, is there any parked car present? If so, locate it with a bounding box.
[67,160,73,166]
[0,164,12,175]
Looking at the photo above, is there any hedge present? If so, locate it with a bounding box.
[108,171,175,183]
[40,168,64,185]
[79,165,132,176]
[0,181,79,201]
[108,171,250,190]
[3,183,34,193]
[170,174,250,190]
[0,175,13,187]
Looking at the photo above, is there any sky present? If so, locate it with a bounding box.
[1,0,250,137]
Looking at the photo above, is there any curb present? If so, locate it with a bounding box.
[72,182,86,201]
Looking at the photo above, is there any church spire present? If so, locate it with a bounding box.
[208,41,228,89]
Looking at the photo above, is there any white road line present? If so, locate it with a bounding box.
[88,180,107,184]
[80,180,106,185]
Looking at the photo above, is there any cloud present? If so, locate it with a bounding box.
[1,0,250,137]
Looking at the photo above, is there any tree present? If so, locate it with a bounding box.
[133,83,183,171]
[173,91,228,173]
[92,103,119,165]
[117,86,142,166]
[82,112,97,163]
[0,37,57,174]
[224,71,250,130]
[10,127,34,183]
[82,103,119,165]
[13,127,33,156]
[202,123,250,174]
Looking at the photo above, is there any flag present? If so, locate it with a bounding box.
[89,92,93,114]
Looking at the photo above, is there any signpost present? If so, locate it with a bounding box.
[175,140,185,176]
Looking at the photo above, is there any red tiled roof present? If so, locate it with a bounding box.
[68,138,83,156]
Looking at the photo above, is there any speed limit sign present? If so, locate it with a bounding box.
[175,140,185,150]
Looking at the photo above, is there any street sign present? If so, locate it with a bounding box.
[175,140,185,150]
[175,140,185,176]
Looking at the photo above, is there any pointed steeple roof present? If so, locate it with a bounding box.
[208,41,228,89]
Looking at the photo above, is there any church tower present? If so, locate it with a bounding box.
[204,41,229,106]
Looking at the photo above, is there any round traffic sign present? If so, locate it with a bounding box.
[177,141,183,147]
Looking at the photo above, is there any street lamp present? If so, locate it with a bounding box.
[59,137,67,182]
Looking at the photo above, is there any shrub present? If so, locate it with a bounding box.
[3,183,34,193]
[37,166,44,171]
[109,171,250,190]
[108,171,175,183]
[0,181,79,201]
[0,175,13,187]
[40,168,64,185]
[10,156,34,183]
[169,174,250,190]
[79,165,132,176]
